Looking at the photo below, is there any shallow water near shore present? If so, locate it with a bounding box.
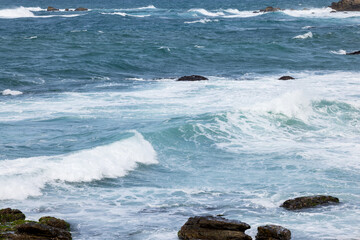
[1,0,360,239]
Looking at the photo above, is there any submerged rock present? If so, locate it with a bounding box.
[178,216,252,240]
[330,0,360,11]
[260,7,281,12]
[281,195,339,210]
[177,75,208,81]
[0,208,25,223]
[75,7,88,11]
[346,50,360,55]
[47,6,59,12]
[278,76,295,80]
[256,225,291,240]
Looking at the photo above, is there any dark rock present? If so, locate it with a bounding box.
[177,75,208,81]
[256,225,291,240]
[260,7,281,12]
[178,216,252,240]
[75,7,88,11]
[331,10,337,12]
[281,195,339,210]
[0,209,26,223]
[15,222,71,240]
[253,11,260,13]
[47,6,59,12]
[278,76,295,80]
[346,50,360,55]
[65,9,69,11]
[330,0,360,11]
[39,217,70,231]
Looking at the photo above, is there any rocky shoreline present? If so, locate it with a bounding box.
[0,208,71,240]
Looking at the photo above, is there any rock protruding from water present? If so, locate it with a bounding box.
[177,75,208,81]
[178,216,252,240]
[0,208,72,240]
[39,216,71,231]
[0,208,25,223]
[346,50,360,55]
[47,6,59,11]
[16,222,72,240]
[330,0,360,11]
[281,195,339,210]
[256,225,291,240]
[260,6,281,12]
[75,7,88,11]
[278,76,295,80]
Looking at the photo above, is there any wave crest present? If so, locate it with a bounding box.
[0,131,157,200]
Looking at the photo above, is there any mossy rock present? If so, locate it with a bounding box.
[0,209,25,224]
[39,217,70,231]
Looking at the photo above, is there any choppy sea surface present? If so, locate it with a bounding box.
[1,0,360,239]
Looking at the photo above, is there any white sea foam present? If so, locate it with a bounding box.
[188,8,225,17]
[102,12,149,17]
[2,89,23,96]
[25,36,38,39]
[0,6,81,19]
[184,18,215,24]
[330,49,347,55]
[137,5,156,10]
[0,6,35,18]
[223,9,264,18]
[0,131,157,200]
[283,7,360,18]
[293,31,313,39]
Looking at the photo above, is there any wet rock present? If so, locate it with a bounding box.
[177,75,208,81]
[47,6,59,12]
[15,222,71,240]
[346,50,360,55]
[178,216,252,240]
[278,76,295,80]
[281,195,339,210]
[39,217,70,231]
[75,7,88,11]
[0,209,25,223]
[330,0,360,11]
[260,7,281,12]
[256,225,291,240]
[65,9,69,11]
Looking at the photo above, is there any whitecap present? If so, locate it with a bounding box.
[293,31,313,39]
[188,8,225,17]
[283,7,360,19]
[0,6,35,18]
[25,36,37,39]
[330,49,347,55]
[185,18,214,24]
[2,89,23,96]
[0,131,157,200]
[0,6,81,19]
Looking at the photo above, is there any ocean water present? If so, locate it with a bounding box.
[0,0,360,239]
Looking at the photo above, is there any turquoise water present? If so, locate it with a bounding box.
[1,0,360,239]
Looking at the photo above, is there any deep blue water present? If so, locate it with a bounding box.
[0,0,360,239]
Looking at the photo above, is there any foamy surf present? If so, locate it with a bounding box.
[184,18,217,24]
[2,89,23,96]
[283,7,360,18]
[0,6,81,19]
[0,131,157,200]
[330,49,347,55]
[293,31,313,39]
